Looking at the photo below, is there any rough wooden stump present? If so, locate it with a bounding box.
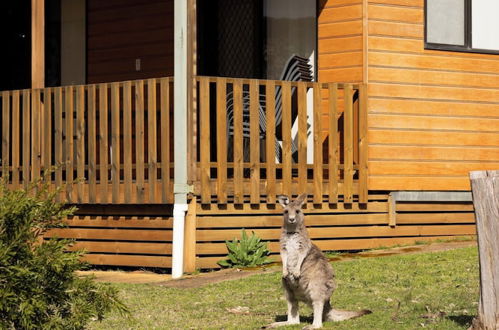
[469,170,499,330]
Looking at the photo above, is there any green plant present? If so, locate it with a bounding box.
[217,229,272,268]
[0,176,128,329]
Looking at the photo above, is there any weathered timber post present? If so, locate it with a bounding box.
[469,170,499,330]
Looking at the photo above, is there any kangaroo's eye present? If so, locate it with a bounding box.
[284,210,288,214]
[296,210,301,214]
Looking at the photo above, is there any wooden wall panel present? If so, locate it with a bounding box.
[87,0,174,84]
[366,0,499,191]
[318,0,364,145]
[318,1,363,84]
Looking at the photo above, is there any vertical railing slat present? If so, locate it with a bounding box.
[216,78,227,204]
[76,85,85,203]
[11,91,20,189]
[328,83,339,203]
[111,82,121,203]
[358,84,368,204]
[282,81,292,197]
[22,90,31,188]
[353,92,360,165]
[313,83,323,204]
[147,79,157,203]
[135,80,145,203]
[265,81,276,203]
[123,81,133,203]
[54,88,63,199]
[98,83,108,203]
[344,84,354,203]
[200,77,211,204]
[249,79,260,204]
[2,92,10,180]
[65,86,74,201]
[233,80,243,203]
[88,85,97,203]
[43,88,52,177]
[31,89,41,184]
[297,83,307,195]
[160,78,171,203]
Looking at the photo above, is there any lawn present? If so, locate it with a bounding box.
[89,246,479,329]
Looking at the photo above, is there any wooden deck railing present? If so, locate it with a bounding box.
[0,76,367,206]
[195,76,368,205]
[0,78,174,204]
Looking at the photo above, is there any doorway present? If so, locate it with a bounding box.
[197,0,317,80]
[0,1,31,91]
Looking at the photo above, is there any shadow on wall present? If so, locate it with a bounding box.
[318,0,327,15]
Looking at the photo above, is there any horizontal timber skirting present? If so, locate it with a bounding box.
[44,204,174,269]
[40,196,477,269]
[194,195,477,269]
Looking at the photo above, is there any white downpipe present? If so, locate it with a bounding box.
[307,51,315,164]
[172,0,188,278]
[171,203,188,279]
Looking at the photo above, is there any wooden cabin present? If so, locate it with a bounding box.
[0,0,497,272]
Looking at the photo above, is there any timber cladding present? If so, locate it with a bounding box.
[318,0,364,83]
[319,0,499,192]
[365,0,499,191]
[87,0,174,84]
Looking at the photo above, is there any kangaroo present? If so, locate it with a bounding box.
[266,194,371,329]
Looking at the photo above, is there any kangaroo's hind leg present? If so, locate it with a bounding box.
[265,280,300,328]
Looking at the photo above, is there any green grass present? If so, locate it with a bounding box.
[89,247,479,329]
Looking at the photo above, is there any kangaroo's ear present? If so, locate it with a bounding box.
[277,195,289,208]
[295,193,307,206]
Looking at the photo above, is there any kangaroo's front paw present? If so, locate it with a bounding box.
[290,269,300,279]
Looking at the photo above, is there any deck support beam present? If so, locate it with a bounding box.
[392,191,472,202]
[172,0,192,278]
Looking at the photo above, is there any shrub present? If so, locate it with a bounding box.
[0,178,127,329]
[217,229,272,268]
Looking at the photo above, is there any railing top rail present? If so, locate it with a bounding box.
[0,76,363,95]
[0,77,174,94]
[195,75,363,90]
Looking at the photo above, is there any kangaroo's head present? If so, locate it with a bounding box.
[277,194,307,229]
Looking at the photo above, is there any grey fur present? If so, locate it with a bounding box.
[267,194,371,329]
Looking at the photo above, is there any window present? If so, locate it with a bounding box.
[425,0,499,54]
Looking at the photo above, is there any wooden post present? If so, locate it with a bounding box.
[32,0,45,89]
[469,170,499,330]
[183,198,197,273]
[388,193,397,228]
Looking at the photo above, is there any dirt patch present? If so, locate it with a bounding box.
[79,241,477,287]
[156,266,279,288]
[76,270,171,284]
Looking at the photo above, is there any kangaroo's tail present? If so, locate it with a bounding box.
[326,308,372,322]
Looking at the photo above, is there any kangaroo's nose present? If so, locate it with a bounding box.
[288,217,296,223]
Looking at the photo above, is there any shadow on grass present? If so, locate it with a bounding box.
[274,314,314,323]
[447,314,475,327]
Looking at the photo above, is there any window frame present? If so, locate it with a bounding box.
[424,0,499,55]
